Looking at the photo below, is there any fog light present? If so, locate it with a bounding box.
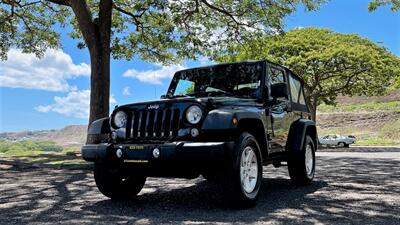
[153,148,160,158]
[190,128,199,137]
[116,149,123,158]
[178,128,190,136]
[111,131,117,140]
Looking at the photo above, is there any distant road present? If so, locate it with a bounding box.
[351,145,400,148]
[317,151,400,159]
[1,149,399,225]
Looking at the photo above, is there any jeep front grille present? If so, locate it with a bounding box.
[126,108,181,140]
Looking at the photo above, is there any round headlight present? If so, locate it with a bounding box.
[186,105,202,124]
[113,111,127,128]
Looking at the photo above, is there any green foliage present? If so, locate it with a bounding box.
[0,140,83,164]
[219,28,400,118]
[1,0,325,62]
[0,1,71,60]
[368,0,400,12]
[0,140,59,153]
[185,82,195,94]
[318,101,400,113]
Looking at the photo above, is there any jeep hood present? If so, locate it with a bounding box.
[114,96,259,111]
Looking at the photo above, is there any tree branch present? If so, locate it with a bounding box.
[320,67,370,96]
[199,0,248,27]
[99,0,112,49]
[112,2,148,30]
[46,0,70,7]
[69,0,96,49]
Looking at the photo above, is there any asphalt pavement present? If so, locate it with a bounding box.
[1,150,399,225]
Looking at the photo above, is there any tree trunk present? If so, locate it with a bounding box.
[69,0,112,143]
[310,103,317,123]
[309,95,318,123]
[88,0,112,126]
[88,44,110,125]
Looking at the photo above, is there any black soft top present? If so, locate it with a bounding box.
[175,60,303,82]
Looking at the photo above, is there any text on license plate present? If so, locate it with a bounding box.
[129,145,144,150]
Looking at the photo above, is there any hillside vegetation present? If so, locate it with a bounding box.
[0,140,83,164]
[317,90,400,146]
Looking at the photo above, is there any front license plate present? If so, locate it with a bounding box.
[128,145,145,150]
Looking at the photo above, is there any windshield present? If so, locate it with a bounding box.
[167,62,263,98]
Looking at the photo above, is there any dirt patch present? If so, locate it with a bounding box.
[336,89,400,104]
[317,111,400,129]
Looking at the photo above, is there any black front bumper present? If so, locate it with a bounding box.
[82,142,234,165]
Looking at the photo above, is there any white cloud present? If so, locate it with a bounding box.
[122,86,131,96]
[123,64,185,85]
[35,90,116,119]
[0,49,90,92]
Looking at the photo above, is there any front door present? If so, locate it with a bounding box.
[266,65,292,154]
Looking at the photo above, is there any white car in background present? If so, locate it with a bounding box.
[318,135,356,148]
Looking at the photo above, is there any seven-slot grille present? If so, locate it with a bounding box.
[125,108,182,140]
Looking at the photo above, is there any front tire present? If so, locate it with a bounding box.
[220,132,263,207]
[288,135,316,185]
[94,163,146,199]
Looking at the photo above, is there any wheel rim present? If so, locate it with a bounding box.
[338,142,344,147]
[305,144,314,177]
[240,146,258,193]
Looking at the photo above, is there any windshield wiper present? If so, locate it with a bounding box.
[169,94,190,98]
[170,90,237,98]
[205,90,236,97]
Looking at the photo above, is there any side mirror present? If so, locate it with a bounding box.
[270,82,288,99]
[160,94,167,99]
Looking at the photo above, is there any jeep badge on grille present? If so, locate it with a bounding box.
[148,104,159,110]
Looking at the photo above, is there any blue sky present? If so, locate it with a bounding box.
[0,0,399,132]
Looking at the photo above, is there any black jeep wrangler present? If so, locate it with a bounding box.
[82,60,318,206]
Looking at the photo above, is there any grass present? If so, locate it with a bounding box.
[355,139,400,146]
[0,140,85,165]
[318,118,400,146]
[318,101,400,113]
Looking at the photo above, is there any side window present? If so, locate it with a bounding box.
[266,66,287,101]
[289,75,301,103]
[299,88,306,105]
[288,74,307,106]
[267,67,285,85]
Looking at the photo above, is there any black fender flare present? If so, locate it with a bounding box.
[87,117,111,144]
[201,109,268,158]
[201,110,236,130]
[88,117,111,134]
[201,109,266,130]
[286,119,318,152]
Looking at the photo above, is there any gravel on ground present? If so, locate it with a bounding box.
[1,150,399,225]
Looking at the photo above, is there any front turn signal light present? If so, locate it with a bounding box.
[232,117,238,125]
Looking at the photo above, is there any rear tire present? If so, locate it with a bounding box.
[94,163,146,199]
[288,135,315,185]
[219,132,263,207]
